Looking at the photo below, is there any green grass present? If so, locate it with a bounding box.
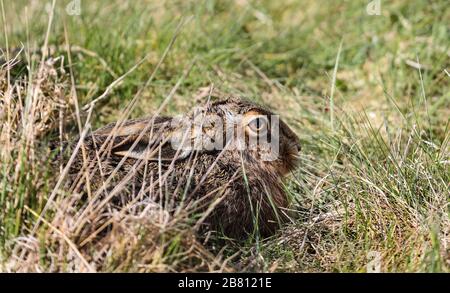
[0,0,449,272]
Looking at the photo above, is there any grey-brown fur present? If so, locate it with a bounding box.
[67,97,301,239]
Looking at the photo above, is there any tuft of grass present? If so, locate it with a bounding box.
[1,0,449,272]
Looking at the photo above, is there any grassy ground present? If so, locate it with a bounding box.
[0,0,449,272]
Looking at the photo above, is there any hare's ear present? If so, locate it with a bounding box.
[113,137,191,162]
[94,116,171,142]
[108,118,192,162]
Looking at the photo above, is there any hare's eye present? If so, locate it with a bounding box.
[247,116,268,134]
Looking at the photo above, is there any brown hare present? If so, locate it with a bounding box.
[68,97,301,239]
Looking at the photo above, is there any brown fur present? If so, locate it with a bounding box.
[67,97,301,239]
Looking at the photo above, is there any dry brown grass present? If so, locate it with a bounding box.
[1,47,235,272]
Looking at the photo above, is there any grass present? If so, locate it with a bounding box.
[0,0,449,272]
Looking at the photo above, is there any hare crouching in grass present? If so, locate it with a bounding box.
[68,97,301,239]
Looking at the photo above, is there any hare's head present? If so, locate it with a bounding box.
[214,97,300,175]
[167,97,301,176]
[106,97,300,177]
